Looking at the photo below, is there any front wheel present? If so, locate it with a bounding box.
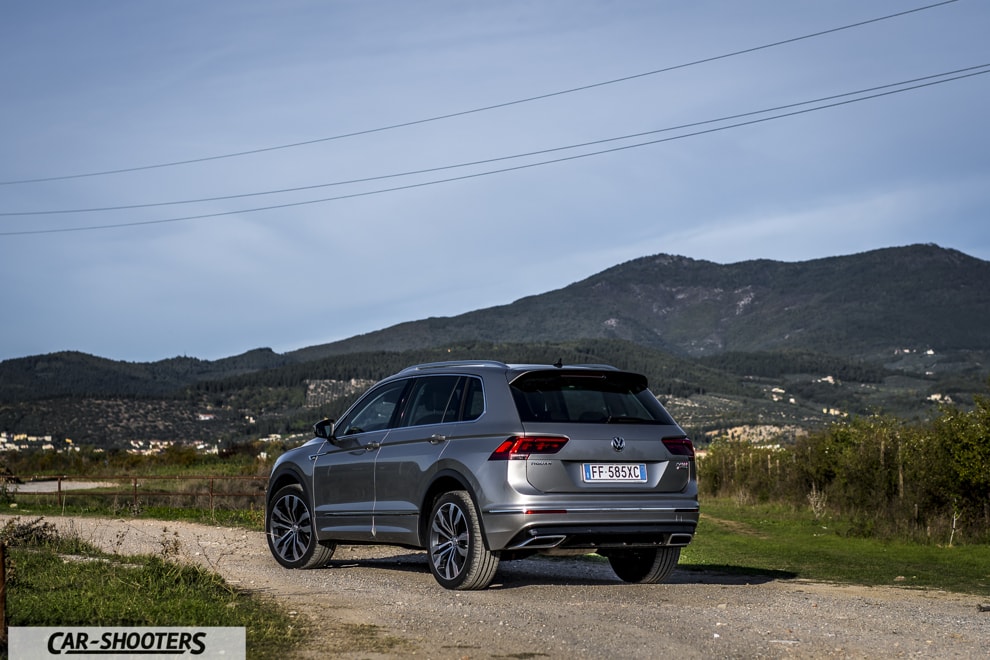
[428,490,499,590]
[266,484,336,569]
[604,547,681,584]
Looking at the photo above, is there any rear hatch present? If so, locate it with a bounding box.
[507,368,694,494]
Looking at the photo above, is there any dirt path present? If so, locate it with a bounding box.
[7,515,989,659]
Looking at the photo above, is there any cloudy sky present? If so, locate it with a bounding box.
[2,0,988,363]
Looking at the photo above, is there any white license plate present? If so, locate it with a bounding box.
[582,463,647,482]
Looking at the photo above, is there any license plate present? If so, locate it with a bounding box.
[582,463,647,482]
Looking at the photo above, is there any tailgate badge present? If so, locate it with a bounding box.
[611,436,625,452]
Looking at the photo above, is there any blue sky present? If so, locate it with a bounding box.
[1,0,988,363]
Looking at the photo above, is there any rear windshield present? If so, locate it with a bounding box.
[510,370,676,425]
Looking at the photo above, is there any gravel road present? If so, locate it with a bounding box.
[8,515,989,659]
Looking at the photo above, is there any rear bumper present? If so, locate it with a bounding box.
[481,503,699,551]
[505,521,697,551]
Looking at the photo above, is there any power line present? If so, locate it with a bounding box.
[0,0,960,187]
[4,64,987,218]
[3,64,986,237]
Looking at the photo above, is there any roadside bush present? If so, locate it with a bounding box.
[698,400,990,544]
[0,516,60,547]
[698,441,789,502]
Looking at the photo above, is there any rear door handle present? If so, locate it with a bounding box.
[429,434,447,444]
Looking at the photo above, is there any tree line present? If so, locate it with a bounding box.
[699,396,990,544]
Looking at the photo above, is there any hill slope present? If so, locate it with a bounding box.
[289,244,990,362]
[2,244,988,447]
[3,244,988,402]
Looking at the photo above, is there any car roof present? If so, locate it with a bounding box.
[396,360,623,377]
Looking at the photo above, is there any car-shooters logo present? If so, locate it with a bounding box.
[9,626,245,659]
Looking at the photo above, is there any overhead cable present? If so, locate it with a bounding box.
[3,63,987,218]
[2,64,986,236]
[0,0,959,187]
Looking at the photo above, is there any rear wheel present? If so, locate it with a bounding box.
[428,490,499,590]
[266,484,336,569]
[605,547,681,584]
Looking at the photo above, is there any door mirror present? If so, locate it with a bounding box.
[313,418,335,440]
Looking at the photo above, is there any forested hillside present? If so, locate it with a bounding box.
[289,244,990,361]
[0,348,289,402]
[1,338,981,450]
[1,245,988,449]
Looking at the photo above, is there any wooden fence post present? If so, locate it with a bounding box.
[1,541,7,651]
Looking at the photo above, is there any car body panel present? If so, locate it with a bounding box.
[518,422,693,493]
[370,422,448,543]
[311,431,382,540]
[266,360,699,572]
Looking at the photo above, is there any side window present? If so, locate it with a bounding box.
[460,377,485,422]
[338,380,409,435]
[403,376,460,427]
[400,375,485,426]
[439,376,484,423]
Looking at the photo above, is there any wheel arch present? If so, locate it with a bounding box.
[419,469,488,548]
[266,466,311,509]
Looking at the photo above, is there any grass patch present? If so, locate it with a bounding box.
[681,499,990,596]
[1,517,301,659]
[140,505,264,529]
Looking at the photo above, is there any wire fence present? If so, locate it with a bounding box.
[3,475,268,512]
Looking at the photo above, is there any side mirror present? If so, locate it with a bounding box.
[313,418,335,439]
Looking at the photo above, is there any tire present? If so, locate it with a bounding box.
[605,547,681,584]
[266,484,336,569]
[428,490,499,590]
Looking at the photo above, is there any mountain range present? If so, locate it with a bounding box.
[290,243,990,360]
[2,243,988,447]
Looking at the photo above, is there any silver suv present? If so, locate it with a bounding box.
[265,360,698,590]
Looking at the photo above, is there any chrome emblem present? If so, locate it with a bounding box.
[611,436,625,452]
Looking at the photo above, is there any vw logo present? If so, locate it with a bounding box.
[611,436,625,452]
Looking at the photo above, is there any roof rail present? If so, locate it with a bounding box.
[399,360,510,373]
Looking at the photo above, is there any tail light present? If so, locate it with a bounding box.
[662,436,695,457]
[489,436,569,460]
